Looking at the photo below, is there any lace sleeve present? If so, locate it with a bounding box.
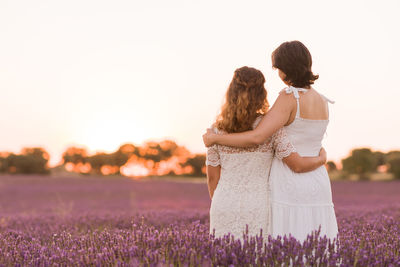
[206,127,221,167]
[272,128,296,160]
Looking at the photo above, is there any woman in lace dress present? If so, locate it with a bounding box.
[204,41,338,241]
[206,66,326,240]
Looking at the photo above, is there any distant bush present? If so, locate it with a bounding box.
[386,151,400,179]
[0,155,7,173]
[342,148,378,180]
[1,148,50,174]
[181,154,206,177]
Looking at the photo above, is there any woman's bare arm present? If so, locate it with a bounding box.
[283,148,327,173]
[207,165,221,199]
[203,93,295,147]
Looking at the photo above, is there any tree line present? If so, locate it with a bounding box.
[0,140,206,177]
[62,140,206,177]
[327,148,400,180]
[0,145,399,180]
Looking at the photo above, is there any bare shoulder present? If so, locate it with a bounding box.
[307,88,330,103]
[307,88,321,97]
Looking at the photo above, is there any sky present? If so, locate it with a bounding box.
[0,0,399,165]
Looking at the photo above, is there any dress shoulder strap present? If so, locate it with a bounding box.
[285,86,308,118]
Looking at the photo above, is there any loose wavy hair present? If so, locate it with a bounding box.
[272,40,319,88]
[215,66,269,133]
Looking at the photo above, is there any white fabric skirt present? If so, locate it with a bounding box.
[269,158,338,241]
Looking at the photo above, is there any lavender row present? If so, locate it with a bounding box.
[0,208,399,266]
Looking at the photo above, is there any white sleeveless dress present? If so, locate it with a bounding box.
[206,117,295,240]
[269,86,338,241]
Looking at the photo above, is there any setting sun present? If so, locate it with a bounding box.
[81,117,152,153]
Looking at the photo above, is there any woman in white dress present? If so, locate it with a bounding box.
[204,41,338,241]
[206,66,327,240]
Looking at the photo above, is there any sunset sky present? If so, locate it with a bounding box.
[1,0,399,165]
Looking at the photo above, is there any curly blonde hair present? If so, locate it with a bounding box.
[216,66,269,133]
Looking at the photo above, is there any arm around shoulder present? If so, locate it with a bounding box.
[207,93,295,148]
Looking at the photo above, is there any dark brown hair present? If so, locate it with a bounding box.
[271,41,319,88]
[216,66,269,133]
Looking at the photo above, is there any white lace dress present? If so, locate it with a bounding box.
[206,118,295,240]
[269,86,338,241]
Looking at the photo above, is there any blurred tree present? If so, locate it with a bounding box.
[182,154,206,177]
[62,147,88,165]
[140,142,163,163]
[386,151,400,179]
[136,140,187,175]
[140,140,181,163]
[110,144,139,174]
[0,154,6,173]
[6,148,50,174]
[159,140,179,159]
[87,153,112,175]
[373,151,386,166]
[117,143,138,157]
[326,161,337,172]
[385,151,400,161]
[342,148,377,180]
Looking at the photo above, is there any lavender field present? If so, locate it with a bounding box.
[0,175,399,266]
